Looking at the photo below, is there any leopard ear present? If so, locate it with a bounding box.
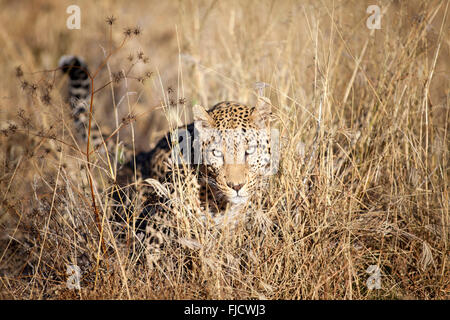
[252,96,272,128]
[193,104,214,131]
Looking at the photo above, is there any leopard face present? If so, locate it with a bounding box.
[193,98,272,206]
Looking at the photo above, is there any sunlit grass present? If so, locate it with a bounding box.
[0,0,448,299]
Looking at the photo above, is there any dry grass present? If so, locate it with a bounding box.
[0,0,448,299]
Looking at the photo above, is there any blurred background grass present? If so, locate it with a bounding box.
[0,0,448,299]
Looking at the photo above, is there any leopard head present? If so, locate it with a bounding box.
[193,97,272,206]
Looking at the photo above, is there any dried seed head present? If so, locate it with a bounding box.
[112,71,124,84]
[29,83,38,94]
[20,80,29,90]
[8,123,17,134]
[106,15,116,25]
[16,66,24,78]
[136,76,144,84]
[133,26,142,36]
[122,113,136,125]
[41,92,51,105]
[123,27,133,37]
[45,81,53,91]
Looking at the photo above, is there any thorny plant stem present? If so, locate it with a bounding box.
[87,34,128,271]
[53,33,129,275]
[86,75,107,257]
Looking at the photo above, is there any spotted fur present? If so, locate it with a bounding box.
[58,55,105,149]
[125,98,272,217]
[117,98,273,266]
[60,56,273,266]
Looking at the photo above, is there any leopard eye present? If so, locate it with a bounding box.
[246,145,257,155]
[211,149,223,157]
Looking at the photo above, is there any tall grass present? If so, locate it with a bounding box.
[0,0,448,299]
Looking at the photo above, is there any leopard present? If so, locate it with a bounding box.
[59,55,274,265]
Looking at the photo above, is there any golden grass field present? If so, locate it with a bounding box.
[0,0,448,299]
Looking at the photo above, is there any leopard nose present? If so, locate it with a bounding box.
[227,182,244,192]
